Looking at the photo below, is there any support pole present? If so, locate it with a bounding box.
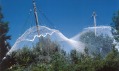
[32,0,40,36]
[92,11,97,36]
[32,0,42,51]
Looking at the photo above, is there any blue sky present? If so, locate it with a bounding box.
[0,0,119,45]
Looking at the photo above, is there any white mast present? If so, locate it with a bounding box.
[92,11,97,36]
[32,0,40,36]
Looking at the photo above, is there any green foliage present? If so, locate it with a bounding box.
[112,10,119,31]
[70,50,79,64]
[0,6,11,71]
[14,47,35,66]
[3,36,118,71]
[6,42,119,71]
[103,46,119,71]
[111,10,119,41]
[0,6,11,61]
[7,37,68,71]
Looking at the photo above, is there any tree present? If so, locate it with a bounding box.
[70,50,78,64]
[111,10,119,41]
[7,37,64,71]
[80,31,113,57]
[0,6,11,70]
[97,46,119,71]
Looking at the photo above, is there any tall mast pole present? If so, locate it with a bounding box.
[32,0,40,37]
[32,0,43,51]
[92,11,97,36]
